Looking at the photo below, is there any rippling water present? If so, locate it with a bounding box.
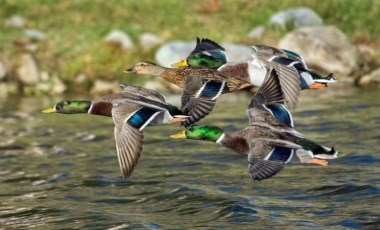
[0,87,379,229]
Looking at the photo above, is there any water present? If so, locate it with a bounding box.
[0,87,379,229]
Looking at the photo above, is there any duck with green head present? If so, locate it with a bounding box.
[171,37,336,91]
[171,68,338,181]
[42,84,188,179]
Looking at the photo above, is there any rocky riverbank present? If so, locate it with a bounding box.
[1,6,379,98]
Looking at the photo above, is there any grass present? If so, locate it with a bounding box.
[0,0,379,94]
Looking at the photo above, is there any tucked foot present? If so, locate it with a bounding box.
[240,83,252,89]
[307,158,328,166]
[309,82,327,89]
[168,117,187,124]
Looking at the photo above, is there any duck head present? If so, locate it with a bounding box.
[125,61,165,76]
[170,125,224,142]
[42,100,92,114]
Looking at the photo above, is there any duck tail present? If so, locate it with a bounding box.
[166,104,185,117]
[299,138,338,159]
[314,73,337,83]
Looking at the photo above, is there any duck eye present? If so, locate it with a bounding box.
[189,127,194,132]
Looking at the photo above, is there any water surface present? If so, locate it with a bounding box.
[0,87,379,229]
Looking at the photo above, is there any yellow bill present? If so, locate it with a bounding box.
[42,107,56,113]
[170,130,186,139]
[171,59,188,67]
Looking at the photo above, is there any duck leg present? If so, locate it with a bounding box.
[307,158,328,166]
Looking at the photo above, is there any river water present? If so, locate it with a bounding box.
[0,86,379,229]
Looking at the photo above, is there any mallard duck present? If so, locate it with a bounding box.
[42,84,188,179]
[170,68,338,181]
[171,38,336,91]
[126,62,253,127]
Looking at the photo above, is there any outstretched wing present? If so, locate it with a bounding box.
[181,77,225,127]
[112,104,162,179]
[269,57,301,110]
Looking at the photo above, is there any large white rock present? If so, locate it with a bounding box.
[155,41,195,67]
[104,30,133,50]
[222,43,251,62]
[17,54,40,85]
[139,33,162,52]
[278,26,360,77]
[270,7,323,30]
[155,40,252,67]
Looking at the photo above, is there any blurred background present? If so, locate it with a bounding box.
[1,1,380,229]
[0,0,379,97]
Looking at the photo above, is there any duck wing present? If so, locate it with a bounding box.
[181,77,225,127]
[270,58,301,110]
[112,103,163,179]
[246,67,298,127]
[248,139,302,180]
[120,83,166,102]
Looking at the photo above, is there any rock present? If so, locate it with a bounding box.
[247,26,265,39]
[222,43,251,62]
[40,71,50,81]
[90,80,120,95]
[24,29,45,41]
[155,40,252,67]
[155,40,195,67]
[0,83,8,98]
[269,7,323,30]
[17,54,40,85]
[139,33,162,52]
[5,15,26,28]
[278,26,361,78]
[358,68,380,88]
[0,60,7,80]
[143,80,167,92]
[74,74,87,84]
[104,30,133,50]
[51,77,67,94]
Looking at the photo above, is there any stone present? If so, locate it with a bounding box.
[155,40,195,67]
[247,26,265,39]
[278,26,361,78]
[221,43,252,62]
[90,80,120,95]
[139,33,162,52]
[74,74,87,84]
[17,54,40,85]
[51,77,67,94]
[143,80,167,92]
[270,7,323,30]
[155,40,252,67]
[104,30,133,50]
[0,60,7,80]
[5,15,26,28]
[0,83,8,98]
[24,29,45,41]
[358,68,380,88]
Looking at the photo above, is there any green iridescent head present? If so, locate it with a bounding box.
[170,125,224,142]
[187,53,226,69]
[42,100,92,114]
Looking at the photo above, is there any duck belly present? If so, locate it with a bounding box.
[248,65,267,87]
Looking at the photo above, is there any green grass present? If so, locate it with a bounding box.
[0,0,379,94]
